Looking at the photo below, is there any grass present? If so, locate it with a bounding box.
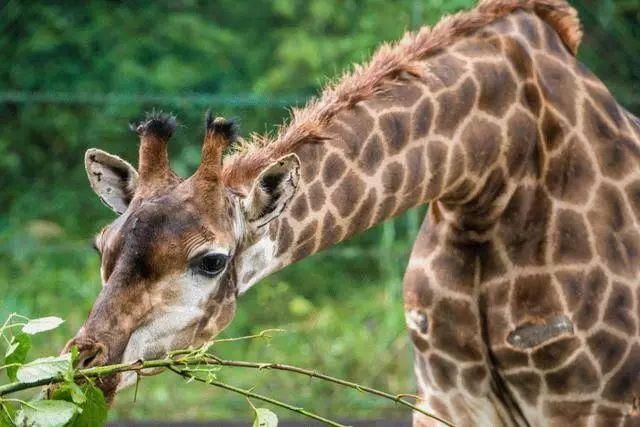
[0,206,427,422]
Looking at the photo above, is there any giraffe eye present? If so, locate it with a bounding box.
[195,253,228,277]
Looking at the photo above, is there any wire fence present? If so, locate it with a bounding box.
[0,90,305,108]
[2,0,638,112]
[0,0,435,112]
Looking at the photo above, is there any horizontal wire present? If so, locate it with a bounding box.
[0,90,307,108]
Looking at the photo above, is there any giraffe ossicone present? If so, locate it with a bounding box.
[68,1,640,425]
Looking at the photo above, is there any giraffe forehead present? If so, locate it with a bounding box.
[101,198,236,280]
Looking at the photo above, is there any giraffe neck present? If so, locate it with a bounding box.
[235,25,532,292]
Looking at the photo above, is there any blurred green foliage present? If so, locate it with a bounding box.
[1,0,638,422]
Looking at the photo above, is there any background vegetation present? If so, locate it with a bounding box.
[1,0,638,423]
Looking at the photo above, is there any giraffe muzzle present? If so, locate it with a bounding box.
[61,334,122,404]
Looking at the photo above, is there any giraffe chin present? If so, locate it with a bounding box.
[95,373,122,406]
[96,360,165,405]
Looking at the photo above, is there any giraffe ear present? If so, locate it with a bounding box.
[85,148,138,215]
[242,154,300,228]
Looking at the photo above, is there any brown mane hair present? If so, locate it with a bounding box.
[221,0,582,188]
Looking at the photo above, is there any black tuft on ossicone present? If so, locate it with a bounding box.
[205,110,238,142]
[129,110,177,140]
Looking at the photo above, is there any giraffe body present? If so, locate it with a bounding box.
[398,11,640,427]
[69,1,640,425]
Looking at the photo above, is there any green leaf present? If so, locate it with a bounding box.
[71,383,87,405]
[22,316,64,335]
[253,408,278,427]
[5,332,31,382]
[66,384,108,427]
[0,402,16,426]
[16,354,71,383]
[15,400,78,427]
[49,382,85,406]
[51,382,109,426]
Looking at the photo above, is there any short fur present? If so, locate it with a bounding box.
[194,115,238,186]
[129,111,179,192]
[221,0,582,188]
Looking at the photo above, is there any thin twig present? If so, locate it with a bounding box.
[168,329,286,358]
[213,329,286,344]
[169,367,350,427]
[194,355,454,427]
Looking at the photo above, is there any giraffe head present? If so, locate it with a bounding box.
[64,112,300,401]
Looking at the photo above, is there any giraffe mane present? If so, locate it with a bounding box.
[221,0,582,188]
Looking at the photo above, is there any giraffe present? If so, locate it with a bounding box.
[65,0,640,425]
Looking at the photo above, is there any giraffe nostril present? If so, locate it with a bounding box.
[78,350,98,368]
[73,341,108,369]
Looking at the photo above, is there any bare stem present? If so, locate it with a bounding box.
[194,354,454,427]
[211,328,286,344]
[169,367,349,427]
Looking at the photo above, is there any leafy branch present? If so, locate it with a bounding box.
[0,314,455,427]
